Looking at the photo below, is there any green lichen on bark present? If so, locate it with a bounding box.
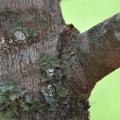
[0,80,68,118]
[0,80,48,119]
[0,80,22,120]
[0,7,14,18]
[10,27,38,43]
[39,53,85,117]
[40,54,60,67]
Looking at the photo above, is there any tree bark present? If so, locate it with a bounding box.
[0,0,120,120]
[59,14,120,98]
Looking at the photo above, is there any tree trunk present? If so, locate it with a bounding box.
[0,0,120,120]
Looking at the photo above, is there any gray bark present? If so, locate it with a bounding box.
[0,0,120,120]
[0,0,64,95]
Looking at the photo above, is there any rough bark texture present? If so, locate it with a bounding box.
[0,0,120,120]
[0,0,63,95]
[57,15,120,98]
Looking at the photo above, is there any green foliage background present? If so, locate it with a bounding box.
[61,0,120,119]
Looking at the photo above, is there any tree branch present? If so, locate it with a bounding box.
[81,13,120,94]
[57,13,120,99]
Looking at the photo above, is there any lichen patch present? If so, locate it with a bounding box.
[14,31,26,41]
[114,31,120,41]
[41,85,55,104]
[0,37,5,46]
[46,68,54,77]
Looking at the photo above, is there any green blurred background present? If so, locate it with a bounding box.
[61,0,120,120]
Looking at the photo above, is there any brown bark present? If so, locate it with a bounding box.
[57,14,120,99]
[0,0,120,120]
